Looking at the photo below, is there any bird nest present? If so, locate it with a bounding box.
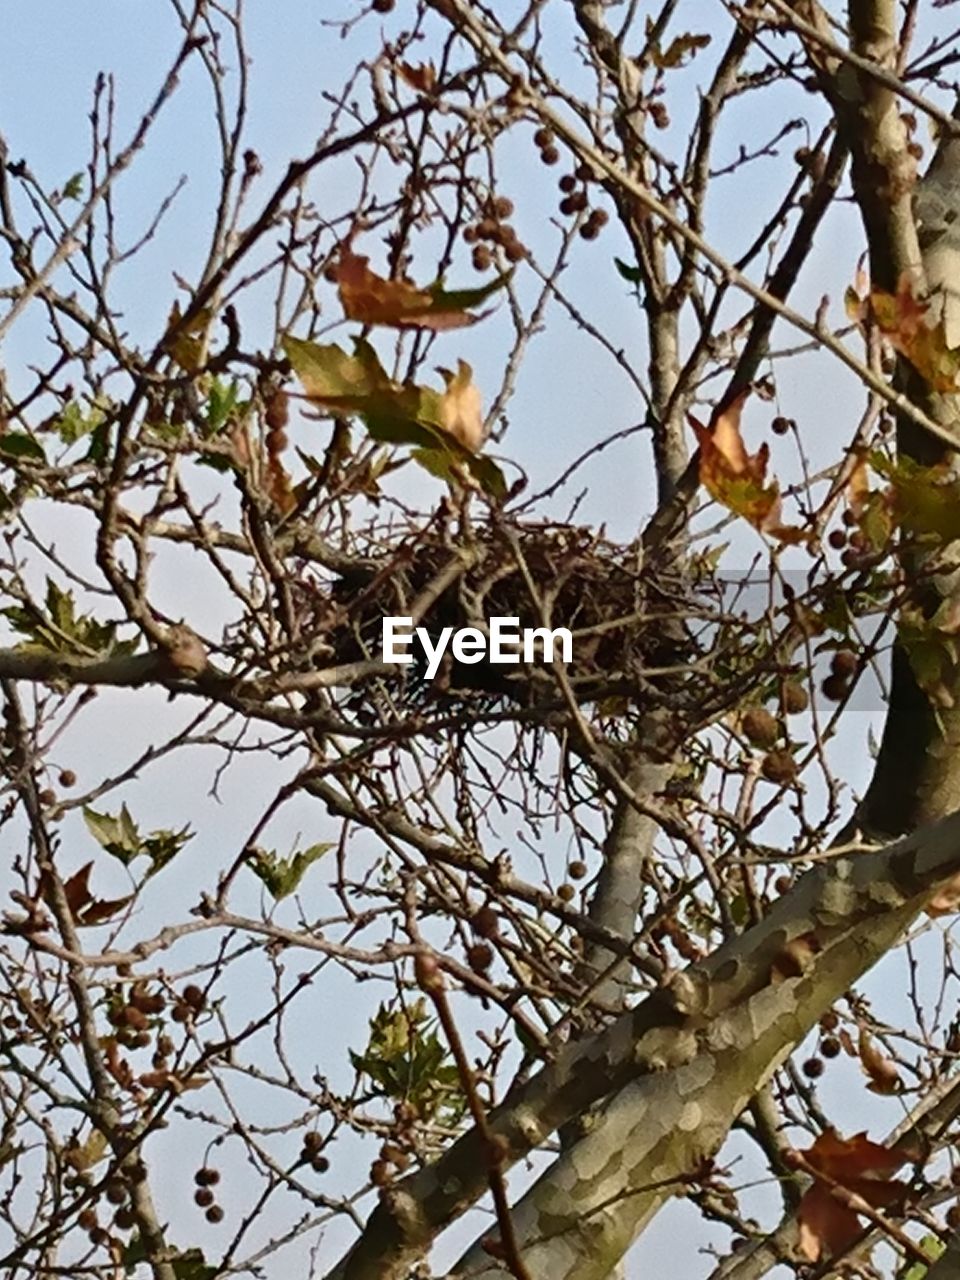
[301,516,702,716]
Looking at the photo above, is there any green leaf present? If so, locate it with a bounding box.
[425,269,512,313]
[900,1234,946,1280]
[165,304,213,373]
[351,999,465,1123]
[141,826,193,877]
[249,843,333,901]
[614,257,643,285]
[205,378,241,436]
[465,453,507,498]
[411,446,507,499]
[55,401,105,446]
[729,893,750,927]
[286,335,504,496]
[873,451,960,542]
[0,432,46,463]
[84,805,141,864]
[196,453,239,475]
[3,580,135,657]
[85,420,111,464]
[283,336,394,412]
[62,172,84,201]
[363,385,447,448]
[126,1246,214,1280]
[46,579,76,633]
[122,1235,149,1274]
[3,580,134,657]
[172,1250,217,1280]
[84,805,191,874]
[286,336,451,448]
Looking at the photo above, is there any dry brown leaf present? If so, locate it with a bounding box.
[795,1129,912,1262]
[438,361,485,453]
[398,61,437,93]
[857,1028,901,1095]
[337,251,485,331]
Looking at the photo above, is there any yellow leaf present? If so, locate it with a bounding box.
[862,275,960,391]
[165,303,213,373]
[438,361,484,453]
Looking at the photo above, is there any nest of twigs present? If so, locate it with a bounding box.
[296,517,704,717]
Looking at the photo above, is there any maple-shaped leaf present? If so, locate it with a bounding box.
[283,336,396,413]
[796,1129,912,1262]
[335,250,510,331]
[58,863,132,927]
[284,337,506,496]
[848,273,960,392]
[690,392,808,544]
[871,452,960,544]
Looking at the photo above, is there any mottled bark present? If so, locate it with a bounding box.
[579,746,674,1007]
[328,808,960,1280]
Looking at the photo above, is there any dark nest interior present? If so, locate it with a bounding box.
[292,515,769,736]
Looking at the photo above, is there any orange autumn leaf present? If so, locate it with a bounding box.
[690,392,807,544]
[848,272,960,392]
[804,1128,909,1183]
[335,251,508,331]
[398,61,437,94]
[796,1130,912,1262]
